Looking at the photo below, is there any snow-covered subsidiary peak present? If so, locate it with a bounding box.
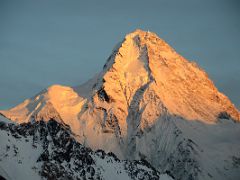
[1,29,240,180]
[0,84,87,133]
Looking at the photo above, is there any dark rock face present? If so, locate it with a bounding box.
[0,119,164,180]
[97,88,111,103]
[218,112,231,120]
[0,176,6,180]
[124,160,159,180]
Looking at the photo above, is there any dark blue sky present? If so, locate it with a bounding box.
[0,0,240,109]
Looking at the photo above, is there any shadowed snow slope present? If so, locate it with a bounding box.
[1,29,240,180]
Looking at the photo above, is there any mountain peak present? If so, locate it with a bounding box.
[103,29,180,77]
[97,30,240,124]
[125,29,160,40]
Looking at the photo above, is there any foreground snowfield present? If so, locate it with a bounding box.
[1,29,240,179]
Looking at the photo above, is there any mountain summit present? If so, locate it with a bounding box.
[1,29,240,180]
[99,29,239,122]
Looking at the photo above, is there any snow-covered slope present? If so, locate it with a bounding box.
[128,114,240,180]
[0,116,173,180]
[1,29,240,180]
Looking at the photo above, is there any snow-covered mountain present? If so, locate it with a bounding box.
[0,115,173,180]
[1,29,240,180]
